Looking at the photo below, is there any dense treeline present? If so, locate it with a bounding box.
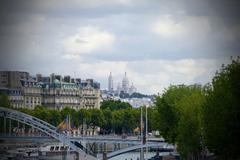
[155,58,240,159]
[0,92,10,108]
[0,97,158,135]
[100,100,132,110]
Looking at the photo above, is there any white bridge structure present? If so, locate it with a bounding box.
[98,143,174,159]
[0,107,174,159]
[0,107,96,160]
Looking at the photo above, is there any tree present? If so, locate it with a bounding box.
[121,109,135,134]
[47,109,61,126]
[100,100,132,110]
[147,106,158,132]
[77,109,90,133]
[176,88,205,159]
[60,107,75,120]
[155,84,208,159]
[202,58,240,159]
[33,106,50,123]
[101,109,112,134]
[89,109,104,135]
[112,110,124,134]
[83,109,91,133]
[0,92,11,108]
[155,85,195,143]
[131,108,141,133]
[0,93,11,133]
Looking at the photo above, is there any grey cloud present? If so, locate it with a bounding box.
[0,0,239,85]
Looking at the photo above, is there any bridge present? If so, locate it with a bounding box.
[0,107,96,160]
[98,143,174,159]
[0,107,174,159]
[0,135,164,145]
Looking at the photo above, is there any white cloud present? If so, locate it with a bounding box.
[151,15,211,40]
[62,26,115,58]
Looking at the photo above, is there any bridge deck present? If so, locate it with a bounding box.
[0,135,164,144]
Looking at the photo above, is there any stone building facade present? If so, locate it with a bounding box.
[0,71,101,110]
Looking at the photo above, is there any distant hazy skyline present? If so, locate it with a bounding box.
[0,0,239,94]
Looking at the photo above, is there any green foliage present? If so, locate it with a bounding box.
[100,100,132,110]
[147,106,159,131]
[101,109,112,134]
[107,108,141,134]
[13,105,147,135]
[90,109,104,131]
[156,85,198,143]
[0,92,11,108]
[155,85,205,158]
[77,109,90,127]
[111,110,124,134]
[202,59,240,159]
[48,109,61,126]
[0,93,11,132]
[155,58,240,159]
[121,109,136,133]
[177,89,205,159]
[60,107,75,120]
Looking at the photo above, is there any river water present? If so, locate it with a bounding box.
[110,152,169,160]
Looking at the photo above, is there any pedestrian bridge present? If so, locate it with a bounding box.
[0,107,96,160]
[0,107,173,160]
[0,135,164,145]
[98,143,174,159]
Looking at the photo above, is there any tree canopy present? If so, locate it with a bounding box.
[100,100,132,110]
[155,58,240,159]
[202,58,240,159]
[0,92,11,108]
[155,85,201,143]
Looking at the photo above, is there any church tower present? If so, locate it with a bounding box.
[122,72,129,93]
[108,72,113,92]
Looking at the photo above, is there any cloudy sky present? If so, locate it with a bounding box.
[0,0,239,94]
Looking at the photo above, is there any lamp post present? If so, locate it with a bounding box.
[145,105,148,158]
[140,106,144,160]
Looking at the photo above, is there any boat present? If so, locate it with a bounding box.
[39,142,73,156]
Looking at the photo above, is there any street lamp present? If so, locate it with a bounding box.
[140,106,144,160]
[140,105,149,160]
[145,105,148,158]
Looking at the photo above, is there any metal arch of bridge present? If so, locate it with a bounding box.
[98,143,174,159]
[0,107,97,160]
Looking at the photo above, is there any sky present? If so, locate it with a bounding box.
[0,0,239,94]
